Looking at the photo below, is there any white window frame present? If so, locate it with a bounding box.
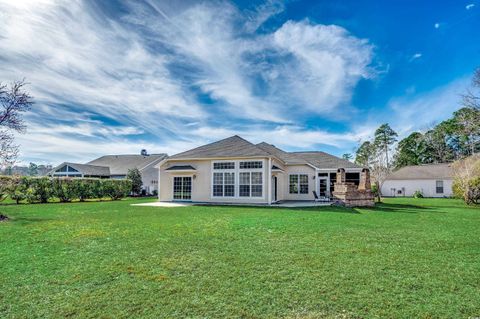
[172,175,193,201]
[436,180,444,194]
[211,159,265,199]
[289,174,309,194]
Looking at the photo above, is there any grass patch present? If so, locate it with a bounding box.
[0,197,479,318]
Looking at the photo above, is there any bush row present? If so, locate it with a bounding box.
[0,176,132,204]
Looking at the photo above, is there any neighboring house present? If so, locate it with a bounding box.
[157,135,362,204]
[381,163,453,198]
[48,153,168,194]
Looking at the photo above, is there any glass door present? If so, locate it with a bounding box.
[319,178,328,197]
[173,177,192,200]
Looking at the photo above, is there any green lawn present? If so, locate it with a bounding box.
[1,198,479,318]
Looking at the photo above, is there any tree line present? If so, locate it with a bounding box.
[352,68,480,200]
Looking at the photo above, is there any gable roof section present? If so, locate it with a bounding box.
[292,152,362,169]
[50,162,110,176]
[87,154,167,175]
[386,163,453,180]
[168,135,271,160]
[256,142,307,164]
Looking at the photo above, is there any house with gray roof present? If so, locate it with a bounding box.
[158,135,362,204]
[48,152,167,194]
[381,163,453,197]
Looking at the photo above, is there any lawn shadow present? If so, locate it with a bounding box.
[368,202,445,214]
[195,204,361,214]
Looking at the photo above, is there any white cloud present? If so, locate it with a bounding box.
[0,0,376,164]
[434,23,440,29]
[410,53,422,61]
[387,78,468,136]
[466,3,475,10]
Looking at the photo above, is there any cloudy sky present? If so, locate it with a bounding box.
[0,0,479,165]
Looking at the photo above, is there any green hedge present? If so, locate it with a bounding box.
[0,176,131,204]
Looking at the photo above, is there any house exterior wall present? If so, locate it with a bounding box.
[381,179,453,197]
[140,165,159,194]
[159,158,272,204]
[283,164,316,201]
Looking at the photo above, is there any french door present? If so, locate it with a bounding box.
[173,177,192,200]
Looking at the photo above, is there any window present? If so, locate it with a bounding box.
[239,171,263,197]
[299,174,309,194]
[212,160,263,198]
[213,172,235,197]
[239,172,250,197]
[240,161,262,169]
[213,162,235,170]
[436,180,444,194]
[289,174,309,194]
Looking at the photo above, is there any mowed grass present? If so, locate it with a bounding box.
[0,198,479,318]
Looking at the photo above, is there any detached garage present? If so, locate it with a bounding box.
[381,163,453,198]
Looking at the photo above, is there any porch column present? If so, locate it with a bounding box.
[267,158,272,204]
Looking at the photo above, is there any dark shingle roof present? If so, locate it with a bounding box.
[292,152,362,169]
[87,154,167,175]
[387,163,453,180]
[49,162,110,176]
[168,136,271,160]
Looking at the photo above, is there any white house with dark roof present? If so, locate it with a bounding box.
[48,153,167,194]
[381,163,453,197]
[157,135,362,204]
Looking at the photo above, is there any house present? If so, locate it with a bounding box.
[48,152,167,194]
[381,163,453,198]
[157,135,363,204]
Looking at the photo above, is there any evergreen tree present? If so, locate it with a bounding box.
[126,168,143,196]
[394,132,428,168]
[355,141,375,167]
[373,123,398,169]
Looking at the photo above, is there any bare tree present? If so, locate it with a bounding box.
[0,80,33,168]
[463,68,480,110]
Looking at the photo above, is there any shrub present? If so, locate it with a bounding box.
[0,176,132,204]
[152,189,158,196]
[0,176,13,202]
[413,190,424,198]
[9,176,29,204]
[52,178,77,202]
[102,179,131,200]
[28,177,53,203]
[452,155,480,205]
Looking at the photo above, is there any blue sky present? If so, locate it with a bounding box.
[0,0,478,165]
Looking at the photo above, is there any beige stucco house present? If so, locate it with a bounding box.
[157,136,362,204]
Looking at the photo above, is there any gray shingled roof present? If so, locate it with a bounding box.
[168,136,271,159]
[49,162,110,176]
[386,163,453,180]
[168,136,362,170]
[291,152,362,169]
[87,154,167,175]
[256,142,307,164]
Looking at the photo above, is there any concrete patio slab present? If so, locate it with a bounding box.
[131,202,194,207]
[132,201,332,208]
